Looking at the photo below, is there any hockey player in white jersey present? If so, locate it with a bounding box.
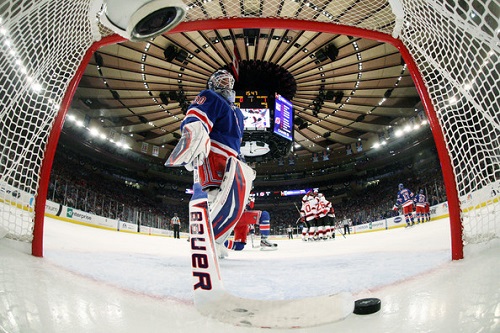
[300,189,318,241]
[316,192,335,240]
[165,69,255,258]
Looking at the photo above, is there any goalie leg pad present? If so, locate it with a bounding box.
[209,157,255,244]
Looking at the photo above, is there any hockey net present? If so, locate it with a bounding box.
[398,0,499,248]
[0,0,498,258]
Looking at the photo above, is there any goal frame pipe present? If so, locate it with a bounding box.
[32,34,126,257]
[33,18,463,260]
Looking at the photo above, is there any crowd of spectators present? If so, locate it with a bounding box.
[49,147,189,232]
[48,146,447,236]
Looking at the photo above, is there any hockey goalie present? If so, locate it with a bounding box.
[165,69,255,258]
[164,69,354,328]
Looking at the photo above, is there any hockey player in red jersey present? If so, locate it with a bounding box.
[165,69,255,258]
[393,183,415,227]
[224,194,277,254]
[413,189,427,224]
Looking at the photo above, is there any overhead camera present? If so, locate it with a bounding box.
[99,0,187,41]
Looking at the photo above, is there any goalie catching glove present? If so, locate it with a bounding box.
[164,122,210,171]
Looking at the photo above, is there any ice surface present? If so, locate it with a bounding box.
[0,216,498,332]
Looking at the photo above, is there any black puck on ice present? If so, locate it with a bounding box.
[353,298,381,315]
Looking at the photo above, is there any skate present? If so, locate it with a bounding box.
[260,238,278,251]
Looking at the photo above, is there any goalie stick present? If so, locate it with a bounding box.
[189,164,353,328]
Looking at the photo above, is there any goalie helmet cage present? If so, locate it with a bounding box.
[0,0,498,260]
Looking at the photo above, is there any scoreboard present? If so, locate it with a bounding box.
[235,90,269,109]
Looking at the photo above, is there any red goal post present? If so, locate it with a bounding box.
[0,0,497,260]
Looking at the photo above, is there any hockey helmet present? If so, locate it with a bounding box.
[207,69,235,102]
[420,189,424,194]
[398,183,404,190]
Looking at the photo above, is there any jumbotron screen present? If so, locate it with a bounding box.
[273,93,293,141]
[235,90,271,130]
[241,108,270,129]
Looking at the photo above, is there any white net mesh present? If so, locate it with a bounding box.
[184,0,397,35]
[0,0,498,250]
[0,0,98,241]
[398,0,499,244]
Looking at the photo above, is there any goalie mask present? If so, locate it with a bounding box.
[208,69,236,103]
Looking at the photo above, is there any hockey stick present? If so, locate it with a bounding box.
[293,202,304,226]
[188,162,353,328]
[336,223,347,239]
[293,202,301,214]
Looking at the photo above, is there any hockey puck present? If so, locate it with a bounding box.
[353,298,381,315]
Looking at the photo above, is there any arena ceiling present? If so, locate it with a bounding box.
[69,3,429,173]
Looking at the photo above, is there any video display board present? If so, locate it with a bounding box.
[235,90,270,130]
[273,93,293,141]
